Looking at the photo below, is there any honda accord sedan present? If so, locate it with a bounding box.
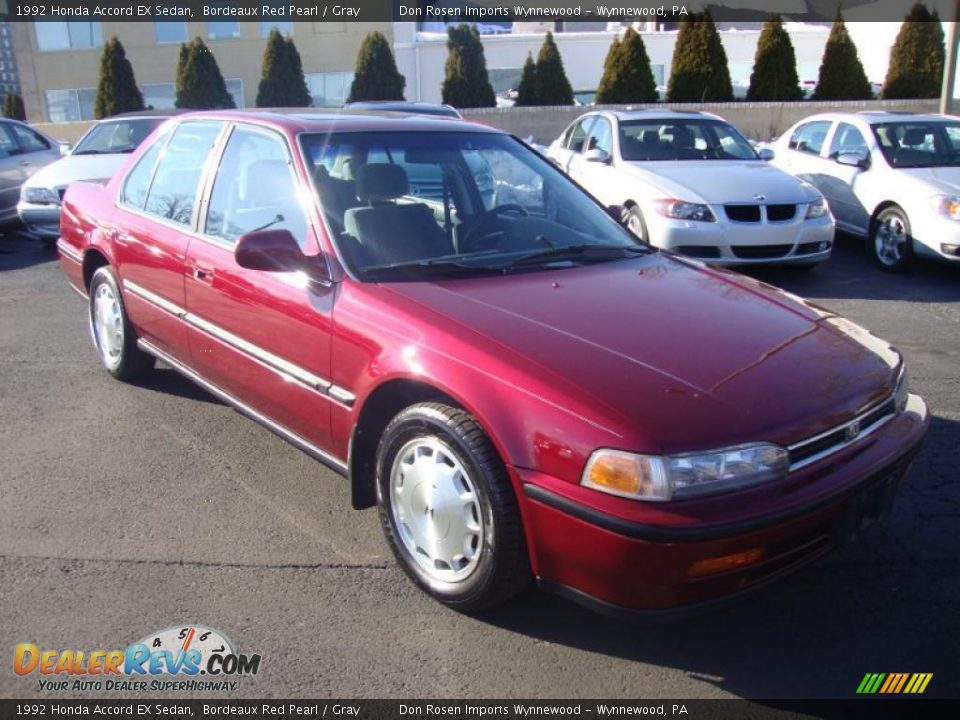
[548,110,835,268]
[57,111,927,616]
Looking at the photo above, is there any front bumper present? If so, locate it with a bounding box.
[17,201,61,239]
[518,393,928,616]
[646,209,835,266]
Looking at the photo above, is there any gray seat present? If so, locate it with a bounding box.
[343,164,453,266]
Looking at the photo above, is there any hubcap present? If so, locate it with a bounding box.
[390,438,484,583]
[875,214,906,266]
[93,283,123,368]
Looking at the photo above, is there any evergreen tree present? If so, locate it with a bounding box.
[667,12,733,102]
[883,3,944,99]
[441,24,495,108]
[595,28,657,104]
[256,29,310,107]
[175,37,235,110]
[3,93,25,121]
[347,31,406,103]
[514,53,538,106]
[533,31,574,105]
[812,10,873,100]
[94,37,145,119]
[747,15,803,101]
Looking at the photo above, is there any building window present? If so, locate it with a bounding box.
[260,21,293,37]
[306,72,353,107]
[154,22,187,44]
[206,21,240,40]
[45,88,96,122]
[35,22,102,52]
[143,83,176,110]
[225,78,244,108]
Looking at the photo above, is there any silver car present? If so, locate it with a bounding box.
[18,113,169,244]
[0,120,63,226]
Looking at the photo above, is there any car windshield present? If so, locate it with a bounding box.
[618,119,758,161]
[872,121,960,167]
[302,131,648,281]
[73,118,164,155]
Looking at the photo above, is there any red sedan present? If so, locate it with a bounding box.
[57,111,928,617]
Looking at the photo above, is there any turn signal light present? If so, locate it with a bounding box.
[687,548,765,578]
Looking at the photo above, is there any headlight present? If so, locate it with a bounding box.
[582,443,789,502]
[805,195,829,219]
[930,194,960,220]
[653,199,716,222]
[22,187,58,205]
[894,364,909,413]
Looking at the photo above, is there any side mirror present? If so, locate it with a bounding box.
[758,148,775,161]
[58,142,72,157]
[837,152,869,169]
[584,147,611,164]
[235,229,329,283]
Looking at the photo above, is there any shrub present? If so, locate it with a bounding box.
[94,37,145,119]
[347,31,406,103]
[175,38,235,110]
[667,12,733,102]
[441,24,495,108]
[3,93,26,121]
[883,3,944,99]
[534,31,574,106]
[812,10,873,100]
[747,15,803,101]
[596,28,658,104]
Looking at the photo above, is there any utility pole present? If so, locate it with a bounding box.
[941,1,960,114]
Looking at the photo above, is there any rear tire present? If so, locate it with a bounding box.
[376,402,530,612]
[88,266,154,381]
[870,205,914,273]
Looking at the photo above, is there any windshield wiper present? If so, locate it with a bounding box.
[360,257,505,279]
[508,243,650,268]
[71,149,108,155]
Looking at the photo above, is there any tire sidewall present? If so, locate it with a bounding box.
[88,266,138,378]
[376,408,500,605]
[627,205,648,243]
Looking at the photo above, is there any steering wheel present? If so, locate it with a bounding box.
[460,204,529,253]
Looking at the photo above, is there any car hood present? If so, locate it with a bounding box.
[23,153,129,190]
[383,255,899,453]
[895,165,960,195]
[622,160,817,205]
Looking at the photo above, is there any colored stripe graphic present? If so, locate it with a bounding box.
[858,673,932,694]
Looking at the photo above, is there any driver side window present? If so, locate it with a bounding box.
[566,118,595,154]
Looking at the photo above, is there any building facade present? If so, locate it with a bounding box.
[12,20,392,122]
[0,22,21,103]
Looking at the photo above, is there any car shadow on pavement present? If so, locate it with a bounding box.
[478,413,959,700]
[0,230,57,272]
[739,233,960,304]
[130,367,225,406]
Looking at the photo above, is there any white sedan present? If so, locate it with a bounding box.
[771,111,960,272]
[547,110,835,267]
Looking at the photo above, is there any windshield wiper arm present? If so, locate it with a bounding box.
[509,243,650,268]
[360,257,505,279]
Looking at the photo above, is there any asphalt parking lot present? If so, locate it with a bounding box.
[1,228,958,701]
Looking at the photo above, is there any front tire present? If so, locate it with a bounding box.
[626,205,648,243]
[88,266,154,381]
[376,402,529,612]
[870,205,914,273]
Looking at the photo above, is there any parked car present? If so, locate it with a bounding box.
[18,112,173,244]
[344,101,462,119]
[57,111,927,617]
[0,120,64,227]
[547,110,835,267]
[771,111,960,271]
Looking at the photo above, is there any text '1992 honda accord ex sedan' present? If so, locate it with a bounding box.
[57,111,928,617]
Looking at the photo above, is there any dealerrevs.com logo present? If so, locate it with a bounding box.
[14,625,261,692]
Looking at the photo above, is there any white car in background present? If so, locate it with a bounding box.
[547,110,835,267]
[771,111,960,272]
[18,112,171,244]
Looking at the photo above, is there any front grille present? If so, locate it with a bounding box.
[731,244,792,259]
[788,397,897,469]
[766,204,796,222]
[725,204,761,222]
[676,245,721,258]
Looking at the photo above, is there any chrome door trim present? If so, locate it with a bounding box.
[124,279,186,318]
[137,338,348,475]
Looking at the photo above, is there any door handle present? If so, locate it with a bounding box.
[191,265,214,284]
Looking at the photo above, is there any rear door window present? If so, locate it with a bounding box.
[788,121,832,156]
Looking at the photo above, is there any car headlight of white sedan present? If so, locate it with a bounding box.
[653,199,716,222]
[805,195,830,219]
[582,443,789,502]
[22,187,58,205]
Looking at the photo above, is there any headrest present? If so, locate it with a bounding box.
[355,163,408,202]
[641,130,660,145]
[901,128,928,146]
[672,127,694,149]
